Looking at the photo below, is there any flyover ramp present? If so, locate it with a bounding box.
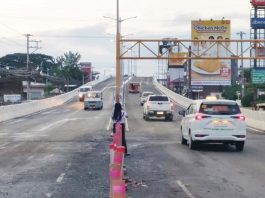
[0,76,112,123]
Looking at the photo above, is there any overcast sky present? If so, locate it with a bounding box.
[0,0,252,76]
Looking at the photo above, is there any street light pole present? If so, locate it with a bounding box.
[237,31,246,98]
[115,0,121,102]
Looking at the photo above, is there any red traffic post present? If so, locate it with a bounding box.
[109,143,116,164]
[111,180,126,198]
[113,123,122,146]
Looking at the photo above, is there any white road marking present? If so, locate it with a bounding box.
[56,163,72,183]
[38,119,69,131]
[125,118,129,132]
[27,155,34,161]
[9,119,26,124]
[46,192,52,197]
[176,180,196,198]
[106,118,112,131]
[56,173,65,183]
[247,126,265,133]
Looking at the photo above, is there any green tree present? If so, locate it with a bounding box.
[56,51,82,91]
[0,53,56,71]
[222,85,241,100]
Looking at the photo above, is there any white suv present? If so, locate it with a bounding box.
[178,99,246,151]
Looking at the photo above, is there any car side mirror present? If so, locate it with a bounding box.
[178,110,185,117]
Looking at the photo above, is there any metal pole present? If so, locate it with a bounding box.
[237,31,246,98]
[116,0,121,102]
[188,46,192,99]
[26,34,31,101]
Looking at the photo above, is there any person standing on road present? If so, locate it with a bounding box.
[112,102,129,156]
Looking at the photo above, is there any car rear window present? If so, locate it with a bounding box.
[149,96,169,101]
[80,88,91,92]
[143,92,153,96]
[199,103,241,115]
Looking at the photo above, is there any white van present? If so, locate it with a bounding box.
[78,85,92,101]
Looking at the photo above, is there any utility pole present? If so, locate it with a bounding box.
[25,34,31,101]
[237,31,246,98]
[24,34,41,100]
[116,0,121,102]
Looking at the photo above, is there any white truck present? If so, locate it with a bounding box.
[143,95,173,121]
[83,91,103,110]
[78,85,92,101]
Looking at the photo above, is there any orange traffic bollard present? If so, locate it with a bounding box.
[109,164,122,181]
[114,146,125,176]
[109,143,116,164]
[113,124,122,146]
[109,164,124,198]
[111,180,126,198]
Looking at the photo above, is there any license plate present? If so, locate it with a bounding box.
[157,112,164,115]
[213,120,228,126]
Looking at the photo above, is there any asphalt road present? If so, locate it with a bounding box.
[0,77,265,198]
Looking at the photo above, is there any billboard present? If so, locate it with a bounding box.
[251,0,265,6]
[251,68,265,84]
[251,18,265,29]
[168,52,187,67]
[79,62,92,75]
[191,20,231,86]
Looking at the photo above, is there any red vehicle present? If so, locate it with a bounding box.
[128,82,141,93]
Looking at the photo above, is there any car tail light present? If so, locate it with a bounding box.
[231,115,245,121]
[195,114,211,120]
[195,114,203,120]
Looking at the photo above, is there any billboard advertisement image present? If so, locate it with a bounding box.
[191,20,231,86]
[168,52,187,67]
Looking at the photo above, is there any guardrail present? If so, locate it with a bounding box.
[0,76,111,123]
[154,80,265,131]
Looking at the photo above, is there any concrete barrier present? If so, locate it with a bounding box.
[0,76,111,122]
[154,79,265,131]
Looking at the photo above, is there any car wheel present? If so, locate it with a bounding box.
[188,132,197,150]
[235,141,244,151]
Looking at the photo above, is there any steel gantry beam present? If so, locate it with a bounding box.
[120,39,265,60]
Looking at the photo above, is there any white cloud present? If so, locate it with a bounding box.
[0,0,254,76]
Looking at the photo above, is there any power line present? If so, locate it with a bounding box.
[0,21,22,36]
[35,35,115,39]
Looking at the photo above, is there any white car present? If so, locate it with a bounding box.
[143,95,173,121]
[84,91,103,110]
[140,91,154,106]
[178,99,246,151]
[78,85,92,101]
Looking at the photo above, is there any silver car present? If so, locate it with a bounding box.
[140,91,154,106]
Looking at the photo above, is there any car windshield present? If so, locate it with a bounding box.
[80,88,90,92]
[199,103,241,115]
[143,92,153,97]
[149,96,168,101]
[86,93,100,98]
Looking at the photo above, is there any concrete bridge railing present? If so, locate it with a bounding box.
[0,76,111,123]
[154,80,265,131]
